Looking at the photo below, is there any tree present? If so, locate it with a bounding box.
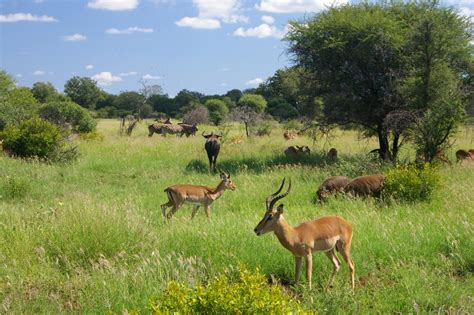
[205,99,228,125]
[225,89,243,103]
[286,1,471,161]
[237,94,267,114]
[266,97,299,120]
[0,70,15,95]
[174,89,202,114]
[149,94,177,117]
[64,76,102,110]
[31,82,66,103]
[183,106,209,125]
[114,91,145,117]
[0,87,39,129]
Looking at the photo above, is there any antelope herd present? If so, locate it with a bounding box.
[144,119,473,290]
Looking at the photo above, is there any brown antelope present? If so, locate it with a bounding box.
[316,176,351,201]
[254,179,355,289]
[284,145,310,159]
[433,149,452,165]
[344,174,385,198]
[283,130,296,140]
[455,149,473,163]
[160,171,236,221]
[469,149,474,156]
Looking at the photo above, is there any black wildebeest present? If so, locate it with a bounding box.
[203,131,221,172]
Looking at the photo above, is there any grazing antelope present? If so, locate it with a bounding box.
[254,179,355,289]
[469,149,474,156]
[160,124,184,137]
[455,149,473,163]
[316,176,351,201]
[344,174,385,198]
[161,171,236,221]
[178,123,198,137]
[203,131,222,172]
[283,130,296,140]
[327,148,338,161]
[148,123,163,137]
[284,145,310,159]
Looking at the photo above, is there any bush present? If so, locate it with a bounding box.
[383,163,440,202]
[183,105,209,125]
[149,266,306,314]
[39,101,96,133]
[255,120,273,136]
[0,117,62,159]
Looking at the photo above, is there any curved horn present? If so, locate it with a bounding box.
[268,178,292,211]
[266,178,286,210]
[202,131,209,137]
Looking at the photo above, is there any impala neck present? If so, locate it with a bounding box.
[209,180,227,199]
[273,216,297,251]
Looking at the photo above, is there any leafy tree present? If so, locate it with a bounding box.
[286,1,471,161]
[237,94,267,114]
[183,106,209,125]
[225,89,243,103]
[0,70,15,95]
[64,76,102,110]
[205,99,229,125]
[31,82,65,103]
[96,91,117,110]
[266,97,299,120]
[39,101,96,133]
[174,89,202,114]
[114,91,145,117]
[149,94,177,117]
[0,87,39,130]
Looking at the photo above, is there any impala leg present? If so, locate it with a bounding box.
[160,201,173,221]
[204,205,211,219]
[325,249,341,289]
[339,243,355,289]
[190,205,200,220]
[305,254,313,290]
[166,204,181,220]
[294,256,303,285]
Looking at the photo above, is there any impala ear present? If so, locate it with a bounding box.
[277,204,284,214]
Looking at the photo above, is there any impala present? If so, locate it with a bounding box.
[160,171,236,221]
[254,178,355,289]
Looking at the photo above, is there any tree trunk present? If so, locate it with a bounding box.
[377,127,392,161]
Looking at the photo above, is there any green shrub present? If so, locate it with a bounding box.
[39,101,96,133]
[0,176,30,200]
[78,130,104,141]
[383,163,440,202]
[255,120,273,136]
[0,117,62,159]
[149,266,306,314]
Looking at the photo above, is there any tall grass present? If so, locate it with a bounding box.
[0,119,473,313]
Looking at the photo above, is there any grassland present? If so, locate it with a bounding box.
[1,119,473,313]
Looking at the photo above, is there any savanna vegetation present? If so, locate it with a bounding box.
[1,0,473,313]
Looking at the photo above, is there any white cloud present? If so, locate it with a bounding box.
[220,83,228,86]
[459,7,473,20]
[256,0,348,13]
[261,15,275,24]
[106,26,153,34]
[91,72,122,86]
[142,74,162,80]
[87,0,139,11]
[118,71,138,76]
[33,70,46,75]
[176,0,247,29]
[175,17,221,29]
[16,74,23,78]
[85,64,94,70]
[233,23,286,39]
[0,13,57,23]
[245,78,264,86]
[62,33,87,41]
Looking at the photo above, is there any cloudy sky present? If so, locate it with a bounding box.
[1,0,472,96]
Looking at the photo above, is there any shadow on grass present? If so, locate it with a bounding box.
[185,152,385,177]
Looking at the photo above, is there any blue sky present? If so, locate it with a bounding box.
[1,0,472,96]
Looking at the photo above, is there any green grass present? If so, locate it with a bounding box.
[1,119,473,313]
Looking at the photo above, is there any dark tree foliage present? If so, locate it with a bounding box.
[286,1,472,161]
[64,76,102,110]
